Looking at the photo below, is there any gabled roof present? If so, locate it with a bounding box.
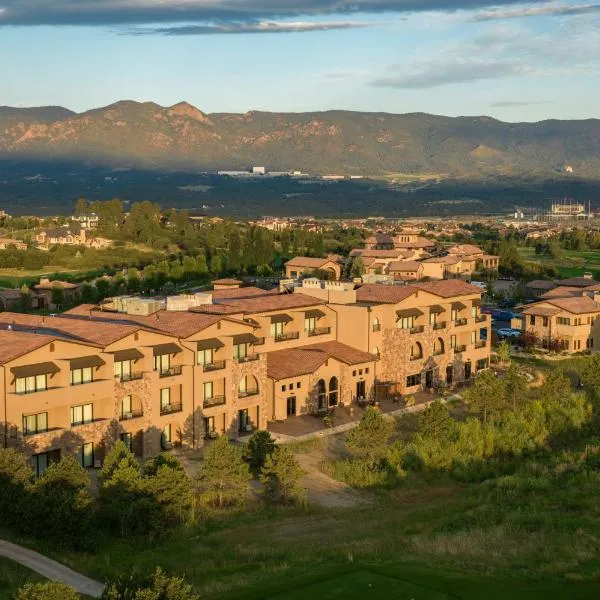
[556,276,597,288]
[520,305,561,317]
[286,256,336,268]
[526,279,556,290]
[356,284,416,304]
[211,286,279,301]
[546,296,600,314]
[267,341,375,380]
[414,280,482,298]
[0,330,63,364]
[199,292,326,315]
[448,244,484,255]
[387,261,422,272]
[539,286,581,299]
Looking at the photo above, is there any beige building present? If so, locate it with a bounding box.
[33,278,81,309]
[285,256,342,280]
[0,238,27,250]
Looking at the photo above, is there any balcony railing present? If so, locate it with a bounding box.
[433,321,447,330]
[475,315,487,323]
[454,345,467,353]
[474,341,487,349]
[203,360,226,373]
[410,325,425,334]
[238,389,259,398]
[159,365,182,378]
[119,372,143,383]
[160,402,183,416]
[274,332,300,342]
[119,409,143,421]
[15,387,50,396]
[454,318,468,327]
[307,327,331,337]
[203,395,226,408]
[235,354,259,363]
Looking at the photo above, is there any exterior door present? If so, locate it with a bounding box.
[425,370,434,389]
[238,409,248,432]
[446,365,453,385]
[287,396,296,416]
[356,380,366,399]
[464,361,472,380]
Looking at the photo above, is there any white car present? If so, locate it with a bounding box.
[496,328,521,338]
[470,281,487,289]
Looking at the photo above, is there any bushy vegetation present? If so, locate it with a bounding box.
[13,582,80,600]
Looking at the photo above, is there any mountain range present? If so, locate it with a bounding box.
[1,101,599,179]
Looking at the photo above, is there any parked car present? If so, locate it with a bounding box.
[491,309,521,321]
[496,327,522,339]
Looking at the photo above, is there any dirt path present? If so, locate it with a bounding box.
[0,540,105,597]
[296,450,369,509]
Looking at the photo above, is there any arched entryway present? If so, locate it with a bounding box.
[317,379,327,411]
[328,376,339,406]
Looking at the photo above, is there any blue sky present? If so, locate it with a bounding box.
[1,1,599,121]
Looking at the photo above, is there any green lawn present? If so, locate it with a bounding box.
[0,557,42,600]
[517,246,600,278]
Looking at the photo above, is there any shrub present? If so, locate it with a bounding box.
[244,430,276,474]
[260,446,306,505]
[346,408,394,468]
[14,582,80,600]
[102,567,198,600]
[0,448,33,526]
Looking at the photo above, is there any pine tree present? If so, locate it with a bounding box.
[197,436,251,507]
[244,430,276,474]
[346,408,394,468]
[260,446,306,506]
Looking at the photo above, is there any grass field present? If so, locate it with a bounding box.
[517,246,600,278]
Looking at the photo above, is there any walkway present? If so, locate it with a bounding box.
[0,539,105,597]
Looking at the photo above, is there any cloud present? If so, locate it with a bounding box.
[470,2,600,21]
[132,20,369,35]
[490,100,550,107]
[371,19,600,89]
[0,0,559,27]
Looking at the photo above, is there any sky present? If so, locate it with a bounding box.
[1,0,599,121]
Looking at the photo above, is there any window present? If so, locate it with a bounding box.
[160,388,171,409]
[429,312,437,325]
[352,370,357,376]
[530,315,536,326]
[15,374,47,394]
[297,382,301,389]
[477,358,489,371]
[471,331,477,344]
[270,321,284,338]
[304,317,316,332]
[406,374,421,387]
[154,353,170,372]
[450,335,457,349]
[114,360,131,379]
[30,451,60,478]
[396,315,414,329]
[372,318,381,332]
[70,403,93,426]
[282,384,286,392]
[233,343,248,360]
[121,395,132,417]
[197,348,214,366]
[203,381,213,401]
[557,317,571,325]
[542,317,549,327]
[120,432,132,451]
[365,368,369,374]
[70,367,93,386]
[471,306,477,318]
[451,308,458,322]
[161,424,172,449]
[23,412,48,436]
[79,443,94,468]
[359,369,363,375]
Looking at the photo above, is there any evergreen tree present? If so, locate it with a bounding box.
[346,408,394,468]
[0,448,33,526]
[260,446,306,505]
[197,436,251,507]
[466,370,507,423]
[244,430,276,474]
[419,400,456,443]
[504,362,528,410]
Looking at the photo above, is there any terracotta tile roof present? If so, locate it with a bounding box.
[352,249,406,259]
[0,330,62,364]
[520,305,561,317]
[62,306,233,338]
[414,280,483,298]
[539,286,581,299]
[285,256,336,268]
[556,276,597,288]
[211,287,279,300]
[546,296,600,314]
[365,233,393,245]
[202,292,326,315]
[356,284,416,304]
[394,237,435,249]
[448,244,484,255]
[33,280,80,291]
[0,312,133,346]
[212,278,242,285]
[422,255,462,265]
[267,341,374,380]
[387,261,422,272]
[526,279,556,290]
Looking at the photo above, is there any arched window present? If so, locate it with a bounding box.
[328,377,339,406]
[433,338,444,355]
[317,379,327,410]
[239,375,259,397]
[410,342,423,360]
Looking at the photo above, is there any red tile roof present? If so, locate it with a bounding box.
[285,256,337,268]
[356,284,417,304]
[196,292,326,315]
[0,330,62,363]
[414,280,483,298]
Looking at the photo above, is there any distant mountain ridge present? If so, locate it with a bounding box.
[1,100,599,178]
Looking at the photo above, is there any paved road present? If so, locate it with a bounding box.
[0,539,105,597]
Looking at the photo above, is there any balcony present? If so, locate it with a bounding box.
[454,345,467,353]
[119,372,143,383]
[474,341,487,349]
[238,389,259,398]
[119,409,143,421]
[433,321,447,330]
[253,337,266,346]
[235,354,259,364]
[203,360,226,373]
[410,325,425,335]
[159,365,183,378]
[274,332,300,343]
[203,395,226,408]
[307,327,331,337]
[160,402,183,416]
[454,318,468,327]
[475,315,488,323]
